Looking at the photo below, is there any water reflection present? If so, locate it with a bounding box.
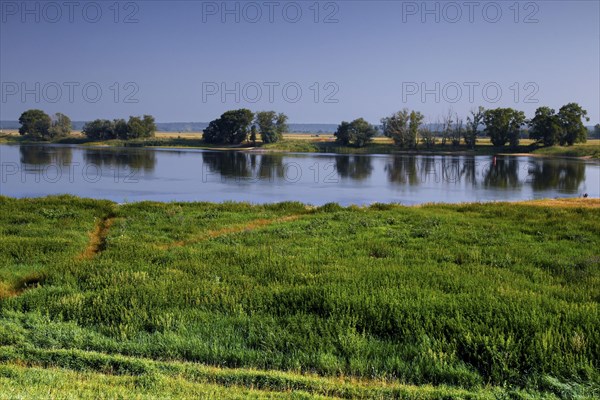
[253,154,286,181]
[203,153,290,181]
[20,145,72,166]
[482,158,521,189]
[386,156,419,185]
[528,159,586,192]
[336,155,373,180]
[2,144,597,204]
[83,149,156,172]
[202,152,252,179]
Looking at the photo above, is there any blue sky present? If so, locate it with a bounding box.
[1,0,598,124]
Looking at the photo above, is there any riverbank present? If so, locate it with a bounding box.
[0,196,598,398]
[2,131,599,159]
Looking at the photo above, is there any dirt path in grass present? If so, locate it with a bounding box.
[77,214,116,260]
[159,214,302,250]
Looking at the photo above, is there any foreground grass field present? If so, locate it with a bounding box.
[0,196,599,398]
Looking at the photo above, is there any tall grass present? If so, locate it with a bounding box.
[0,196,598,397]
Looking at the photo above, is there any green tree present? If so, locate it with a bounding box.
[113,119,129,139]
[594,124,600,139]
[127,117,146,139]
[142,115,157,137]
[483,108,526,147]
[125,115,156,139]
[381,109,409,147]
[381,109,423,148]
[408,111,424,148]
[464,106,484,149]
[48,112,72,139]
[528,106,562,146]
[334,121,352,146]
[350,118,377,147]
[557,103,589,145]
[82,119,115,140]
[18,109,51,139]
[255,111,288,144]
[276,113,288,136]
[334,118,377,147]
[203,109,254,145]
[250,125,258,146]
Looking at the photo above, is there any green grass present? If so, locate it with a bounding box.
[261,139,321,153]
[532,142,600,159]
[0,196,599,398]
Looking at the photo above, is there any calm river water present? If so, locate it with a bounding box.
[0,144,598,205]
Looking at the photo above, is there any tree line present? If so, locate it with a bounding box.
[335,103,591,148]
[16,103,595,148]
[82,116,156,140]
[16,108,287,145]
[16,109,157,141]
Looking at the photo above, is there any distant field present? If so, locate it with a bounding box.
[0,196,599,398]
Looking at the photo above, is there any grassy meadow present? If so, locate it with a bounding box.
[0,196,599,398]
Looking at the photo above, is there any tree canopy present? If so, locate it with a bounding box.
[557,103,589,145]
[483,108,526,147]
[334,118,377,148]
[528,103,589,146]
[203,109,254,145]
[255,111,288,144]
[48,113,72,139]
[18,109,52,139]
[528,107,562,146]
[381,109,423,148]
[125,115,156,139]
[18,110,72,140]
[82,115,156,140]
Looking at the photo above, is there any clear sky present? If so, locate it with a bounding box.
[1,0,598,124]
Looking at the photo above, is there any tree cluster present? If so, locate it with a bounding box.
[380,109,424,148]
[373,102,590,149]
[202,109,289,145]
[18,109,72,140]
[482,108,526,147]
[82,115,156,140]
[334,118,378,148]
[528,103,590,146]
[255,111,288,144]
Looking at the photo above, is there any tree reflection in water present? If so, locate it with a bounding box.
[202,153,288,182]
[335,155,373,181]
[482,157,522,189]
[202,152,251,179]
[386,155,419,185]
[20,145,73,166]
[528,159,586,192]
[83,149,156,173]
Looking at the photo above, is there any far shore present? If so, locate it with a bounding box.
[1,130,598,159]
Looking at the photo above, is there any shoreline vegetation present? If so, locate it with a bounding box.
[9,104,598,161]
[1,130,599,159]
[0,196,599,399]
